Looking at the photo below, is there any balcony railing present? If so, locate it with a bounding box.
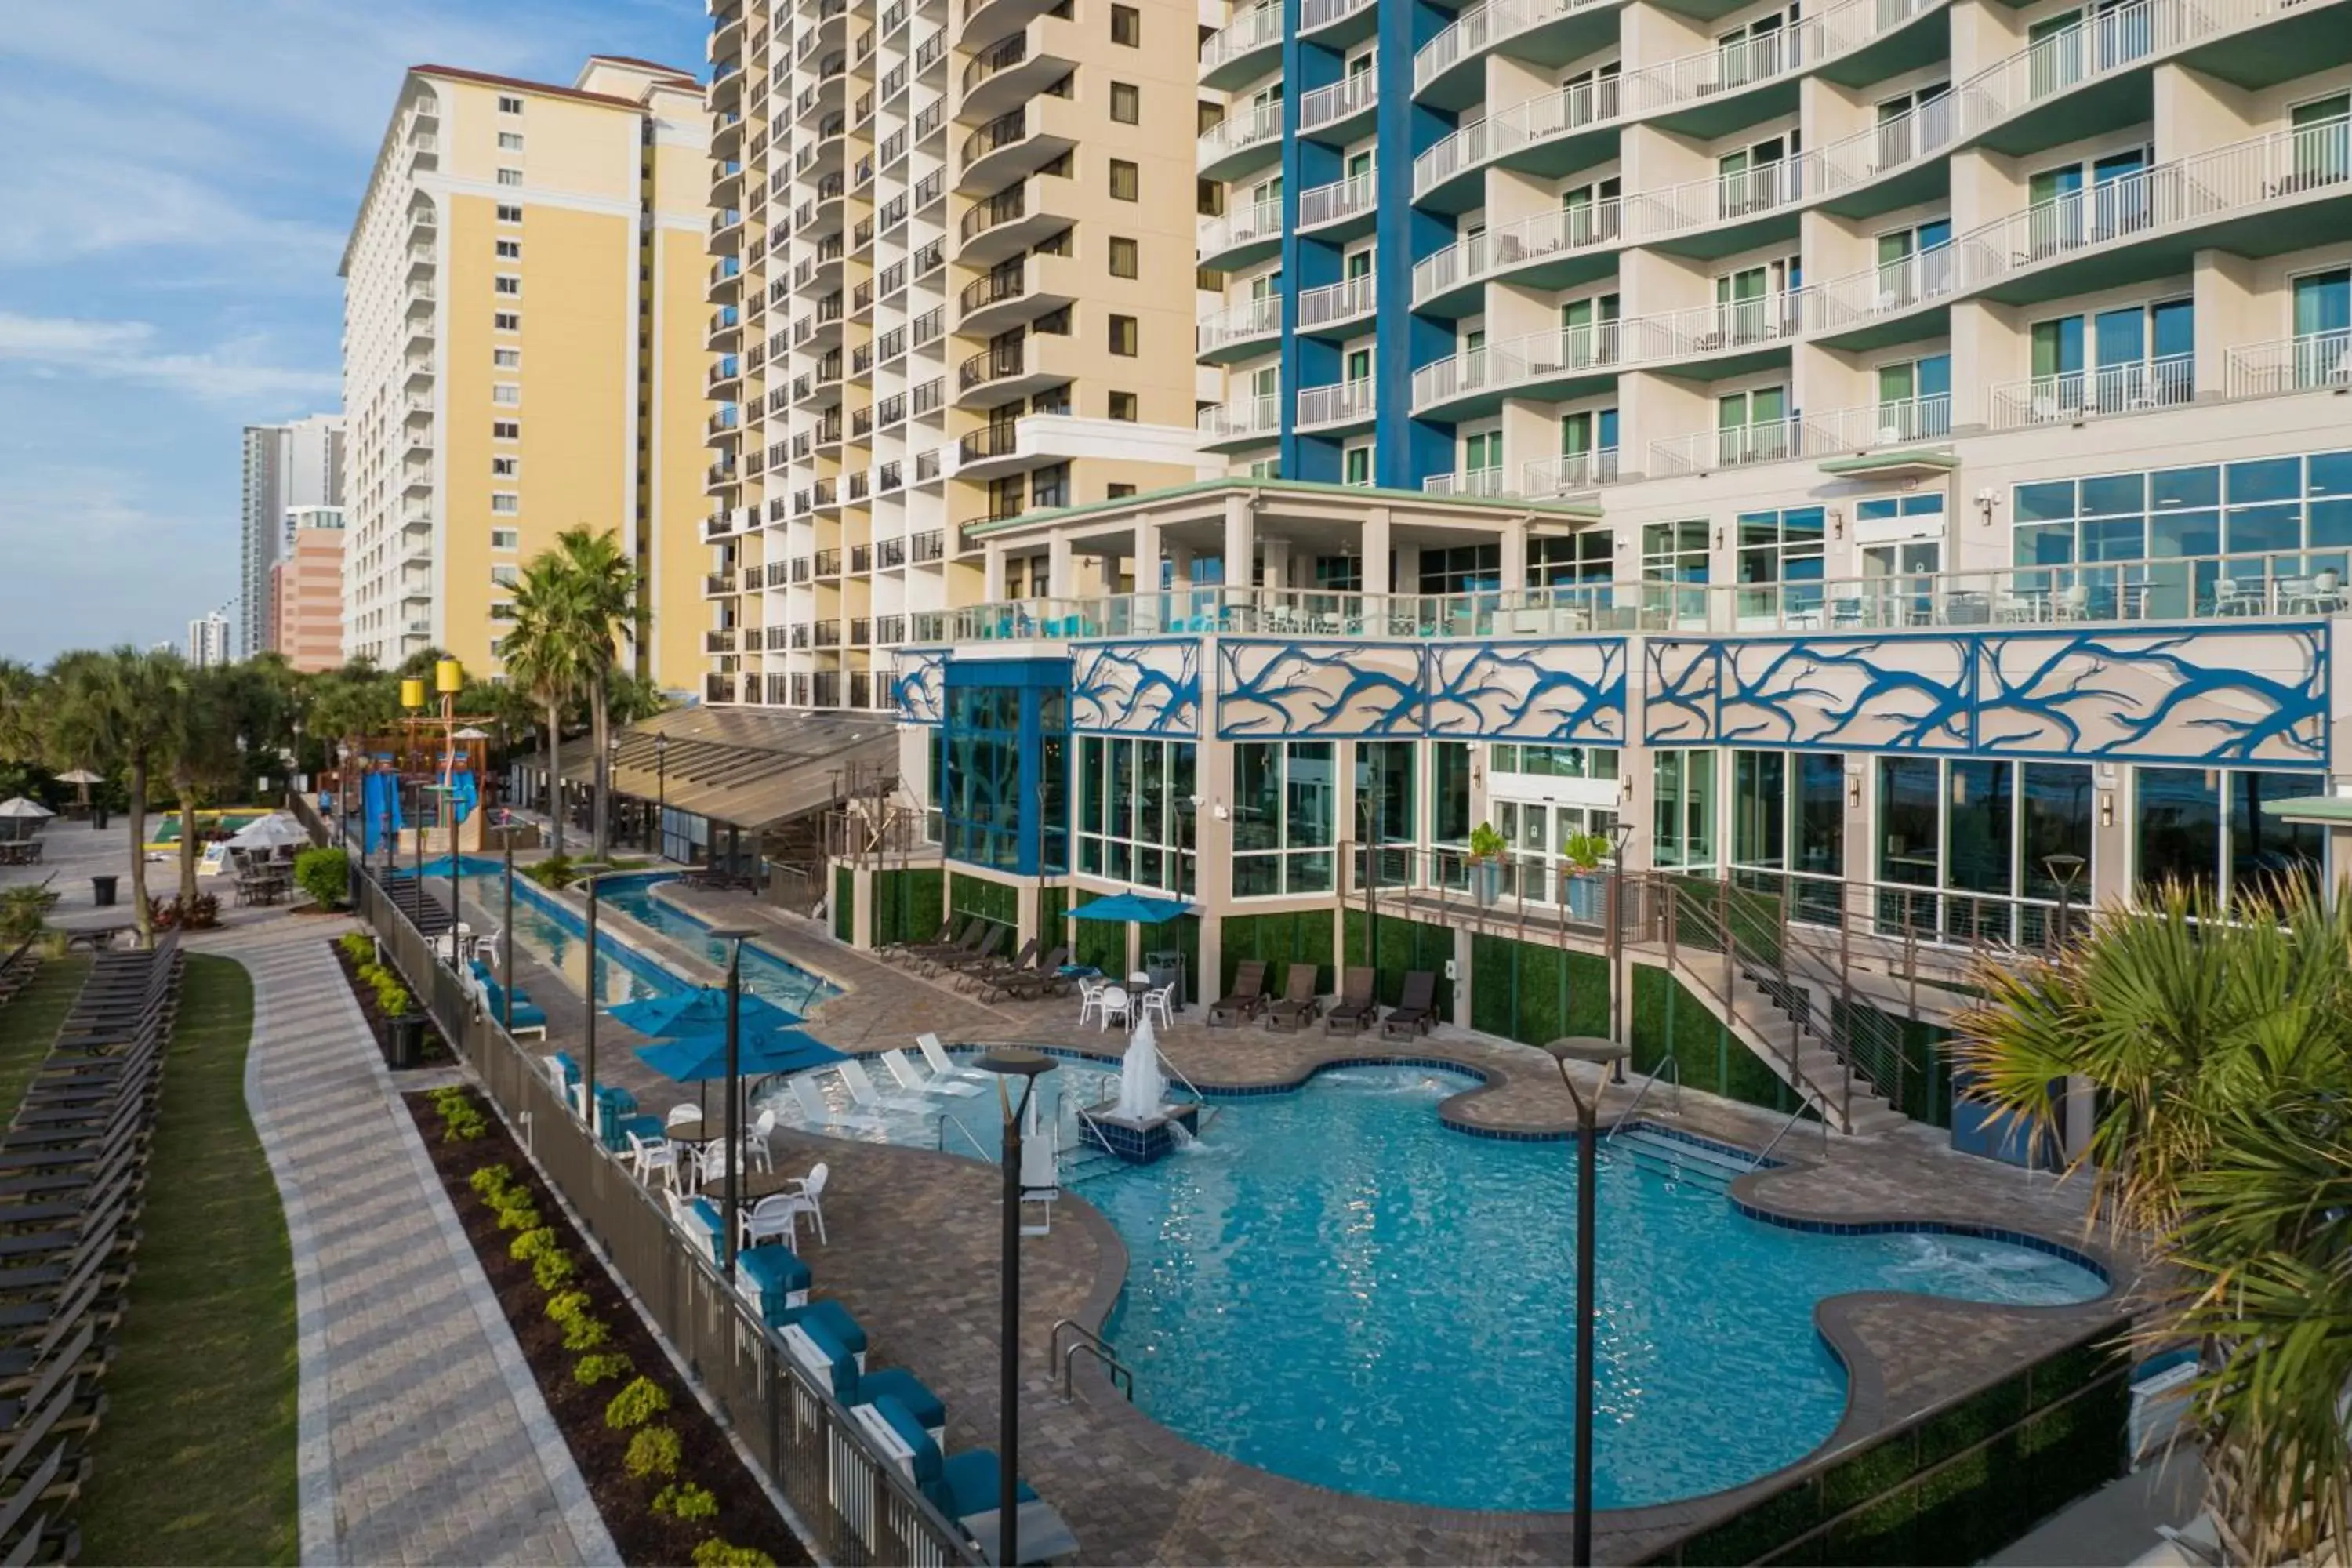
[706,629,739,653]
[1989,356,2195,428]
[1198,100,1283,169]
[1200,198,1283,260]
[1201,1,1283,76]
[1422,469,1509,497]
[910,528,946,562]
[879,538,908,569]
[1414,197,1624,303]
[958,340,1029,391]
[815,548,844,575]
[874,613,907,644]
[1298,272,1377,331]
[1802,395,1955,452]
[1298,172,1377,230]
[959,186,1026,245]
[1297,378,1374,429]
[1412,296,1797,411]
[1299,71,1377,136]
[2225,330,2352,399]
[1199,395,1281,444]
[1301,0,1374,27]
[1198,294,1283,354]
[1418,72,1619,200]
[959,423,1022,462]
[1414,0,1616,93]
[1521,448,1621,495]
[1650,420,1807,476]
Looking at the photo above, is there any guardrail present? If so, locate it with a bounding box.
[292,800,983,1566]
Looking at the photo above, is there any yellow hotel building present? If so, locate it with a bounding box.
[339,56,715,684]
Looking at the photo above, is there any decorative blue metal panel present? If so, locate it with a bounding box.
[1425,640,1627,742]
[891,649,946,725]
[1218,638,1424,737]
[1069,639,1202,736]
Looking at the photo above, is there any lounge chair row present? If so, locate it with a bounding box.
[0,943,39,1011]
[465,956,548,1039]
[0,931,188,1563]
[1209,963,1441,1037]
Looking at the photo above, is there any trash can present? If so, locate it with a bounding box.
[387,1013,426,1070]
[92,806,107,832]
[1144,949,1185,1005]
[90,875,118,908]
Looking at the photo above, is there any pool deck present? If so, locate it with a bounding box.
[468,875,2140,1566]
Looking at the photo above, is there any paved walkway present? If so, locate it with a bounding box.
[217,917,615,1567]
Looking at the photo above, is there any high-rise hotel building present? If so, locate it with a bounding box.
[698,0,1210,711]
[340,57,716,683]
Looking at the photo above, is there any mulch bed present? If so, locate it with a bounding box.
[328,939,452,1068]
[405,1087,812,1568]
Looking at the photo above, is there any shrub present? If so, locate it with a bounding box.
[493,1198,541,1232]
[653,1483,720,1522]
[691,1541,775,1567]
[561,1313,611,1352]
[532,1250,576,1292]
[469,1164,514,1202]
[574,1352,633,1387]
[623,1425,681,1482]
[0,887,52,945]
[544,1290,591,1325]
[434,1087,487,1141]
[180,892,221,930]
[604,1376,671,1432]
[338,931,373,963]
[523,855,577,891]
[295,846,350,909]
[510,1228,559,1264]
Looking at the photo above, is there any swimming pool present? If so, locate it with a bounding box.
[773,1057,2104,1512]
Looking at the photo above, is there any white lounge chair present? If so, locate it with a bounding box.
[916,1033,989,1083]
[787,1073,887,1131]
[836,1058,930,1113]
[882,1046,982,1098]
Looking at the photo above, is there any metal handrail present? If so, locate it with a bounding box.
[1049,1319,1135,1403]
[1754,1091,1830,1168]
[1606,1054,1679,1138]
[1152,1052,1221,1132]
[935,1112,995,1163]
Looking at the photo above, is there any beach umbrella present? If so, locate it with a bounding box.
[56,768,102,811]
[0,797,55,820]
[609,987,800,1037]
[226,813,310,850]
[633,1025,845,1083]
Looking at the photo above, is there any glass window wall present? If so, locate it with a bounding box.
[1232,741,1337,896]
[1876,758,2091,944]
[1653,750,1718,869]
[2136,767,2322,904]
[1074,738,1196,895]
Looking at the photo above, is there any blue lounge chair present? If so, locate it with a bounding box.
[469,958,549,1038]
[735,1243,811,1327]
[783,1312,947,1441]
[857,1396,1037,1530]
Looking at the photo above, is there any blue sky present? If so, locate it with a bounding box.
[0,0,706,664]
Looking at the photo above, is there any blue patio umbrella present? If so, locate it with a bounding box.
[610,987,801,1037]
[633,1025,846,1084]
[1067,891,1193,924]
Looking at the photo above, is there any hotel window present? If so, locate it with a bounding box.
[2020,299,2192,419]
[1356,740,1417,886]
[1734,506,1826,620]
[492,384,521,405]
[495,275,521,296]
[496,239,521,259]
[1878,759,2096,942]
[2136,767,2322,907]
[491,456,518,477]
[1874,354,1951,436]
[494,311,520,331]
[1732,750,1846,924]
[498,132,524,151]
[496,168,524,187]
[498,95,523,114]
[1716,386,1790,463]
[491,528,520,549]
[1108,390,1138,421]
[495,204,523,223]
[1109,482,1136,498]
[1490,744,1619,780]
[491,565,520,586]
[1642,521,1711,625]
[1109,159,1139,201]
[491,602,517,622]
[1429,741,1473,859]
[2289,267,2350,386]
[1529,532,1613,586]
[1109,314,1138,354]
[1343,444,1372,486]
[493,348,520,368]
[1652,750,1718,869]
[1076,738,1196,893]
[491,493,520,514]
[1112,3,1139,43]
[1232,741,1335,896]
[1109,237,1138,278]
[492,420,520,439]
[1111,82,1139,123]
[1419,543,1500,594]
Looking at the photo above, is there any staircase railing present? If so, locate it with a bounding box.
[1719,877,1918,1119]
[1606,1054,1679,1138]
[1049,1319,1135,1403]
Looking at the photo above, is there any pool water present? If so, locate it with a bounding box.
[779,1058,2105,1512]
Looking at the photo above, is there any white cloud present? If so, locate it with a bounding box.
[0,313,337,405]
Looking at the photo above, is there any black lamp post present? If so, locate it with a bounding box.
[1543,1033,1630,1568]
[1605,820,1636,1069]
[572,862,615,1134]
[705,926,760,1279]
[2042,851,2086,950]
[655,732,670,859]
[976,1046,1057,1568]
[490,823,526,1036]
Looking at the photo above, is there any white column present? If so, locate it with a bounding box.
[982,543,1007,601]
[1222,493,1254,591]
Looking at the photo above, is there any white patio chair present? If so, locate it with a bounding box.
[883,1046,982,1097]
[836,1057,929,1112]
[748,1108,776,1172]
[666,1103,702,1131]
[1141,983,1175,1029]
[626,1130,681,1190]
[915,1033,989,1083]
[1097,985,1132,1033]
[774,1162,828,1245]
[699,1140,750,1189]
[1075,975,1109,1029]
[739,1192,805,1250]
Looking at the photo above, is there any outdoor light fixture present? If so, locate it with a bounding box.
[704,927,761,1281]
[572,862,614,1123]
[2043,852,2087,948]
[977,1046,1058,1568]
[1542,1035,1630,1568]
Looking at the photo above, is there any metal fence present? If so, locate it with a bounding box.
[288,796,979,1564]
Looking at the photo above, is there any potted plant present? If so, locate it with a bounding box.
[1467,822,1508,906]
[1559,829,1613,922]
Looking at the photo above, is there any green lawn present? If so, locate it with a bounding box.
[78,954,300,1566]
[0,956,89,1120]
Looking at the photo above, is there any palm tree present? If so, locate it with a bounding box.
[0,660,41,766]
[42,648,187,947]
[500,557,586,858]
[1952,878,2352,1563]
[546,528,637,858]
[166,667,243,906]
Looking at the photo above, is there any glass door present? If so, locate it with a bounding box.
[1717,266,1768,343]
[2289,94,2350,190]
[2293,268,2350,385]
[2027,162,2085,256]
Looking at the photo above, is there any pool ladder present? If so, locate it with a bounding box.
[1049,1319,1134,1404]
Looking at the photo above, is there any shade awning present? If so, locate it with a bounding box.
[531,706,899,832]
[1068,892,1196,924]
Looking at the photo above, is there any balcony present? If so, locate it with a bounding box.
[707,304,742,348]
[706,629,739,653]
[1990,357,2195,430]
[1412,296,1798,418]
[1200,1,1283,91]
[404,279,436,317]
[1199,293,1283,361]
[956,96,1080,195]
[1198,100,1283,183]
[879,538,909,569]
[705,572,741,597]
[961,24,1076,122]
[953,333,1077,406]
[1299,70,1377,146]
[956,252,1080,336]
[1199,394,1280,450]
[951,414,1081,478]
[707,255,742,302]
[1421,469,1509,497]
[1520,448,1621,496]
[875,613,908,644]
[954,183,1064,267]
[708,354,743,392]
[2225,330,2352,399]
[911,528,946,563]
[957,0,1062,51]
[1296,378,1374,434]
[1799,395,1955,455]
[815,548,844,576]
[1200,198,1283,271]
[1297,273,1377,335]
[1298,172,1377,241]
[852,543,874,572]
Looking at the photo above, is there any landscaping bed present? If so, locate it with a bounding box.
[329,935,452,1068]
[405,1083,808,1568]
